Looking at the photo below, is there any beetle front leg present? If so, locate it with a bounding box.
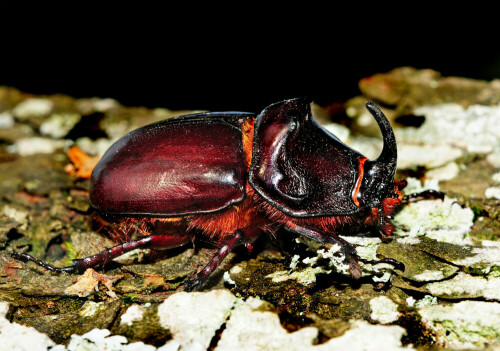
[403,189,445,203]
[287,224,404,280]
[184,227,262,291]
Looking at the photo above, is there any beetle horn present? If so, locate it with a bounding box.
[365,102,397,172]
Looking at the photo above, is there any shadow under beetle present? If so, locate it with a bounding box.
[12,98,443,291]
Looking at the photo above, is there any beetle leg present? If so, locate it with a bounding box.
[286,224,363,278]
[11,252,81,273]
[287,224,404,280]
[376,205,393,242]
[184,227,262,291]
[12,232,193,274]
[403,189,445,203]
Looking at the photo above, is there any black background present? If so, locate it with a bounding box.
[2,6,499,113]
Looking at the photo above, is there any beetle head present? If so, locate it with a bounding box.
[357,103,400,208]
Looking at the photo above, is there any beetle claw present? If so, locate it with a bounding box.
[357,256,405,272]
[183,277,203,292]
[383,258,405,272]
[373,280,393,291]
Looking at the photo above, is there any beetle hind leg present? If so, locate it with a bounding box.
[11,252,81,273]
[12,232,194,274]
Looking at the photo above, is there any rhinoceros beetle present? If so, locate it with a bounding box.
[12,98,443,291]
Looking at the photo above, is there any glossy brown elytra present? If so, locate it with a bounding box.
[12,98,443,290]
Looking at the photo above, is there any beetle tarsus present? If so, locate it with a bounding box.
[403,189,445,203]
[357,256,405,272]
[183,278,202,292]
[11,252,81,274]
[11,236,160,275]
[347,257,363,280]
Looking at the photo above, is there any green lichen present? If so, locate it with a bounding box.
[79,301,109,318]
[419,301,500,348]
[425,272,500,301]
[394,196,474,245]
[65,241,77,261]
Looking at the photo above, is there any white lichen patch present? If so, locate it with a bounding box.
[266,266,331,286]
[396,237,421,245]
[413,270,445,282]
[0,111,14,128]
[398,144,463,169]
[394,196,474,245]
[223,271,236,286]
[61,328,157,351]
[319,320,408,351]
[7,137,67,156]
[93,98,119,112]
[454,246,500,268]
[369,296,400,324]
[425,161,460,181]
[104,120,130,139]
[0,301,56,350]
[52,291,410,351]
[487,152,500,168]
[491,171,500,183]
[400,103,500,155]
[406,297,416,307]
[419,300,500,349]
[290,236,399,284]
[76,137,114,156]
[316,244,350,274]
[12,98,54,118]
[284,240,354,280]
[482,240,500,248]
[217,298,408,350]
[216,297,316,351]
[120,304,146,326]
[415,295,438,308]
[425,272,500,301]
[485,168,500,200]
[289,254,301,270]
[372,272,393,283]
[343,237,401,281]
[403,177,440,194]
[39,113,81,138]
[2,204,29,225]
[157,289,237,350]
[485,186,500,200]
[341,237,382,262]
